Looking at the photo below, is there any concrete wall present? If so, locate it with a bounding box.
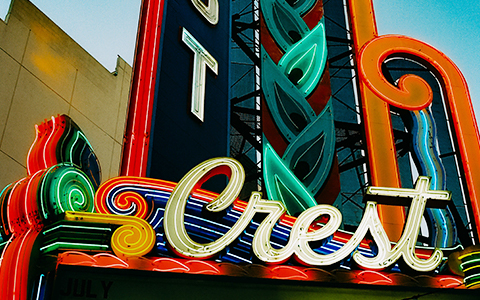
[0,0,131,188]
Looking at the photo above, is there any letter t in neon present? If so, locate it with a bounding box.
[182,28,218,122]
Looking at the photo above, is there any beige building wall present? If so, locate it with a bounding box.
[0,0,131,189]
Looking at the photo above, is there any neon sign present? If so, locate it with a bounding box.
[75,157,446,272]
[0,115,101,300]
[122,0,230,179]
[349,0,480,244]
[96,0,480,293]
[261,0,335,217]
[0,116,472,300]
[3,0,480,297]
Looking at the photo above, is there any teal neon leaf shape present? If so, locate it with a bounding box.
[261,0,309,51]
[283,99,335,196]
[278,19,327,98]
[262,49,316,142]
[263,137,317,216]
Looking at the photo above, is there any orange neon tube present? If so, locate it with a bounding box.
[349,0,480,242]
[348,0,405,241]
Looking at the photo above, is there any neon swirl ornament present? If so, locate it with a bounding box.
[95,177,166,226]
[0,115,100,300]
[39,164,95,220]
[113,191,149,219]
[64,211,155,258]
[261,0,332,215]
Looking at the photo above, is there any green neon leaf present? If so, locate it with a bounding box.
[263,138,317,216]
[261,0,309,51]
[278,19,328,98]
[262,49,316,142]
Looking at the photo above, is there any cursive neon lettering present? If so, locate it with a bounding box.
[164,157,450,271]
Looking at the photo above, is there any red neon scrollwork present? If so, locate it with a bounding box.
[121,0,165,177]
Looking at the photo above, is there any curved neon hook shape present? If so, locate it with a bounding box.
[358,35,433,110]
[358,34,480,235]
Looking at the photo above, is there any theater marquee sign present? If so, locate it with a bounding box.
[1,0,480,299]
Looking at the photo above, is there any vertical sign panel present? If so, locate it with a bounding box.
[122,0,231,184]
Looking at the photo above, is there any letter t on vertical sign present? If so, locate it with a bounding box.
[182,28,218,122]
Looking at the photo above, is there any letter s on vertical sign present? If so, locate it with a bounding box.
[191,0,219,25]
[182,28,218,122]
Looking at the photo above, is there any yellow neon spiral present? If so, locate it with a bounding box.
[64,211,155,258]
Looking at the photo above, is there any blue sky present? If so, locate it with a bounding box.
[1,0,479,119]
[0,0,142,71]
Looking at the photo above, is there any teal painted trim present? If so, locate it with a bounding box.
[283,99,335,196]
[262,48,316,142]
